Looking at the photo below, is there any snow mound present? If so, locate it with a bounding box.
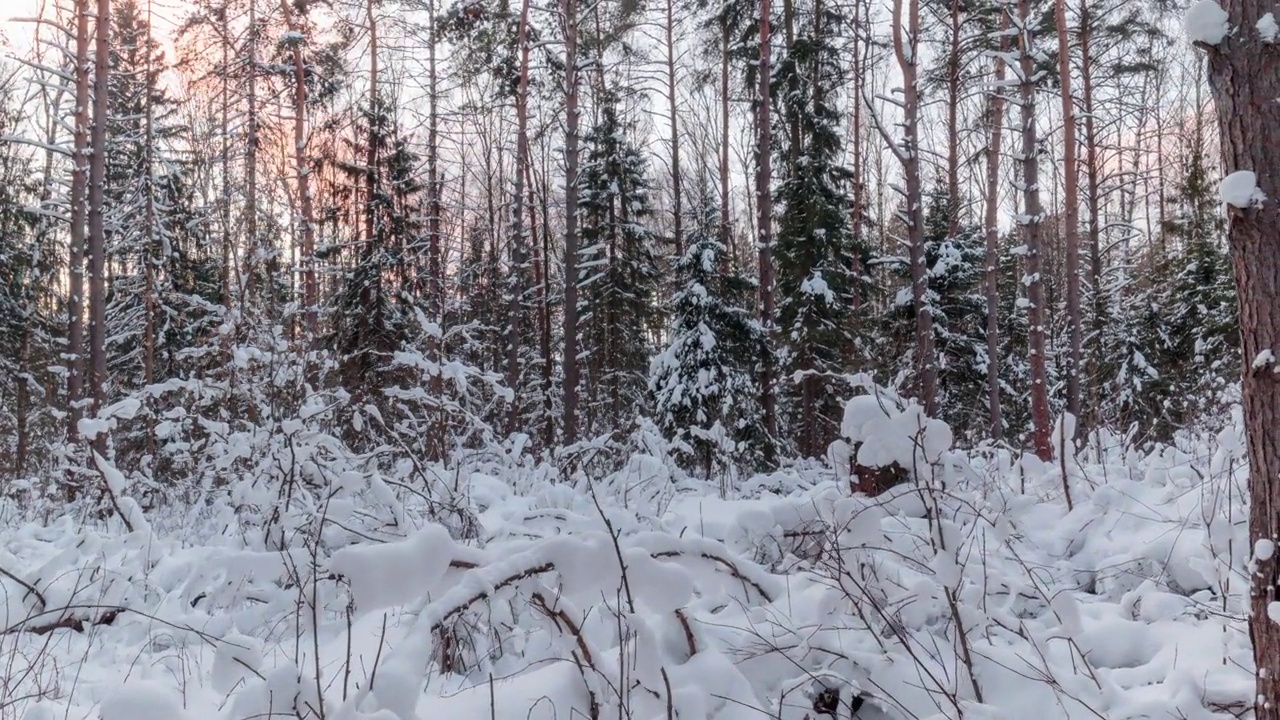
[1260,12,1278,41]
[1185,0,1230,45]
[1221,170,1265,208]
[98,682,190,720]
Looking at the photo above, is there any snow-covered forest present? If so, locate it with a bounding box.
[0,0,1275,716]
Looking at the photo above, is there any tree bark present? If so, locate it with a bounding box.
[87,0,110,452]
[244,0,261,302]
[1078,0,1103,433]
[945,0,962,239]
[719,15,731,272]
[561,0,582,445]
[507,0,533,436]
[983,12,1009,441]
[67,0,91,445]
[280,0,319,371]
[893,0,937,416]
[1203,7,1280,716]
[665,0,682,255]
[1014,0,1053,461]
[1055,0,1082,432]
[757,0,777,463]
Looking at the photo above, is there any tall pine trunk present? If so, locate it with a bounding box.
[67,0,90,446]
[281,0,319,368]
[1055,0,1082,433]
[507,0,533,436]
[561,0,583,445]
[756,0,777,464]
[982,13,1009,441]
[1079,0,1103,431]
[719,15,731,271]
[894,0,937,416]
[87,0,110,454]
[1202,7,1280,715]
[1014,0,1053,461]
[664,0,682,254]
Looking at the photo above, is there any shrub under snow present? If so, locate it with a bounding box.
[0,387,1258,719]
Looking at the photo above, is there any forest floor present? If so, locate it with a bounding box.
[0,398,1259,719]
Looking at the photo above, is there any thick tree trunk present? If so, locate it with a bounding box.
[561,0,582,445]
[87,0,110,452]
[983,14,1009,441]
[894,0,937,416]
[757,0,777,463]
[1014,0,1053,460]
[67,0,91,447]
[1202,9,1280,716]
[1055,0,1082,432]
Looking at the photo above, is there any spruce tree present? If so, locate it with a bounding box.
[576,91,662,435]
[650,187,766,479]
[772,0,867,458]
[1154,134,1236,436]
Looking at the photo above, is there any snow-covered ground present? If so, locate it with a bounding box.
[0,393,1257,719]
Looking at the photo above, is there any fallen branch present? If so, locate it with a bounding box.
[0,565,46,610]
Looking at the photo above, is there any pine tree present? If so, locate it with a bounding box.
[650,188,766,479]
[576,92,662,435]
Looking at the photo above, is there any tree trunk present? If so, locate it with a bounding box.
[280,0,319,372]
[719,15,731,272]
[1015,0,1053,461]
[1055,0,1082,433]
[1203,8,1280,716]
[665,0,682,255]
[220,3,232,310]
[983,13,1009,441]
[87,0,111,452]
[945,0,962,239]
[894,0,937,416]
[245,0,261,303]
[507,0,533,436]
[756,0,777,463]
[1079,0,1103,433]
[67,0,90,445]
[426,0,445,458]
[562,0,582,445]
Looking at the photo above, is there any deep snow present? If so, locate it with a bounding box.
[0,391,1257,719]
